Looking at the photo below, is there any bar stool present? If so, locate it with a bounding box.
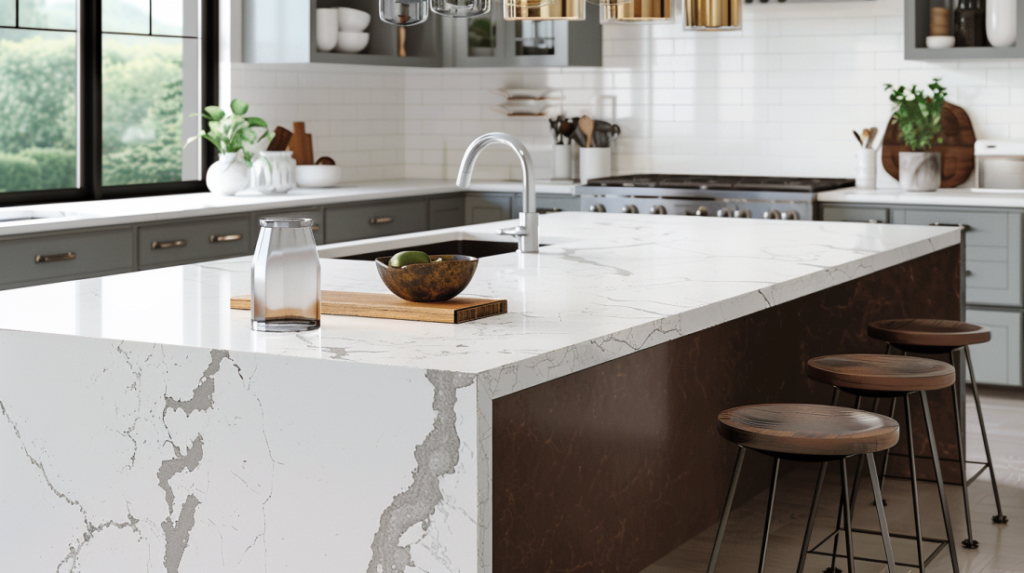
[869,318,1008,550]
[805,354,960,573]
[707,403,899,573]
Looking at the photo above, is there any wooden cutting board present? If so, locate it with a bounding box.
[881,102,976,188]
[230,291,507,324]
[287,122,314,165]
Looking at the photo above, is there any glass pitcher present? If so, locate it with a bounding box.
[251,218,321,332]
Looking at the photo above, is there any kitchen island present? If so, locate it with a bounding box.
[0,213,961,573]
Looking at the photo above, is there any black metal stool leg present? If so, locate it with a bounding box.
[965,346,1008,524]
[904,395,926,571]
[866,454,897,573]
[707,447,746,573]
[921,391,962,573]
[877,397,898,502]
[827,396,863,571]
[758,457,782,573]
[798,462,829,573]
[839,458,857,573]
[949,351,978,549]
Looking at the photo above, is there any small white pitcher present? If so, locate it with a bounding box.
[250,151,298,194]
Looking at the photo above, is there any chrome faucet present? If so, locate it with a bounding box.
[456,133,539,254]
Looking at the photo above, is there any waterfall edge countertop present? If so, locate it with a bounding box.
[0,214,960,573]
[0,179,578,237]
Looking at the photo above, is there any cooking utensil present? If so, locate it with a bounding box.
[862,128,872,148]
[289,122,314,165]
[578,116,595,148]
[232,290,507,324]
[399,27,407,57]
[549,116,564,144]
[558,118,576,143]
[267,126,293,151]
[866,127,878,149]
[853,130,863,146]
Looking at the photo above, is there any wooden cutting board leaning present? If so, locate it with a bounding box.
[881,102,976,188]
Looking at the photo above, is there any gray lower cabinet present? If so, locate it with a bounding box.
[138,216,252,270]
[819,205,889,224]
[0,227,134,289]
[252,208,326,246]
[428,196,466,230]
[465,193,513,225]
[513,193,581,215]
[965,308,1023,386]
[325,198,428,243]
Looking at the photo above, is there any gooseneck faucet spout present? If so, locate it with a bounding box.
[456,132,539,253]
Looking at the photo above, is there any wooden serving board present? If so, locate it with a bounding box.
[882,101,976,188]
[230,291,507,324]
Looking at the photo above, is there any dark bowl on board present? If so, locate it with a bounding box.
[375,255,478,302]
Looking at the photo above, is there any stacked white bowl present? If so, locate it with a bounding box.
[337,8,371,53]
[315,8,339,52]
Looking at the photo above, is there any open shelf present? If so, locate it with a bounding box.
[313,0,443,67]
[905,0,1024,60]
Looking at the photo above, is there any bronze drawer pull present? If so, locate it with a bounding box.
[930,222,972,231]
[369,216,393,225]
[209,233,243,243]
[311,225,320,231]
[35,252,76,264]
[152,239,187,250]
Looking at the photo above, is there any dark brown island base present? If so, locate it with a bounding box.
[493,245,962,573]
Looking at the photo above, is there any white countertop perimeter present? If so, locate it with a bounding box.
[818,187,1024,209]
[0,179,577,237]
[0,213,959,398]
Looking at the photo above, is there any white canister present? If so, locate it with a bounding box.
[316,8,339,52]
[855,148,878,189]
[250,151,298,194]
[552,143,572,180]
[579,147,611,185]
[987,0,1017,48]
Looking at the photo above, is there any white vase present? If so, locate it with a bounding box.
[206,152,250,196]
[987,0,1017,48]
[316,8,339,52]
[899,151,942,192]
[250,151,297,194]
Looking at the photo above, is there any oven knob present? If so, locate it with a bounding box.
[622,204,639,214]
[590,204,606,213]
[694,206,709,216]
[781,210,801,220]
[717,208,732,218]
[735,209,751,218]
[763,209,781,220]
[650,205,667,215]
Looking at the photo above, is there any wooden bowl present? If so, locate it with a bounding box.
[375,255,478,303]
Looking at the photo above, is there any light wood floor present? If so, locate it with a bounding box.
[642,390,1024,573]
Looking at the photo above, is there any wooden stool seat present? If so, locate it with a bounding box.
[807,354,955,394]
[868,318,991,350]
[718,404,899,457]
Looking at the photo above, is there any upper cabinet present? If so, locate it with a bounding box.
[905,0,1024,60]
[242,0,601,67]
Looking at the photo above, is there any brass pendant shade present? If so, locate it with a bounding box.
[600,0,671,21]
[585,0,632,6]
[684,0,741,29]
[504,0,557,10]
[504,0,585,20]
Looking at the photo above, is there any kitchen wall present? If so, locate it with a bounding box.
[234,0,1023,187]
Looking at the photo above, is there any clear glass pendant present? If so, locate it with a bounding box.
[380,0,430,26]
[431,0,491,18]
[600,0,671,21]
[683,0,741,29]
[505,0,584,21]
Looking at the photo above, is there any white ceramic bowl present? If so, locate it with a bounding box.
[295,165,343,188]
[316,8,339,52]
[338,7,372,32]
[926,35,956,49]
[336,31,370,53]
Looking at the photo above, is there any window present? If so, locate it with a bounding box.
[0,0,215,205]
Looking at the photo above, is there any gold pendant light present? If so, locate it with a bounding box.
[505,0,585,20]
[505,0,557,10]
[600,0,670,22]
[683,0,741,29]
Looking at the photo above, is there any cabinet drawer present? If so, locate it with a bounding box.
[138,216,251,269]
[253,208,325,245]
[820,205,888,223]
[429,196,466,230]
[0,228,133,289]
[465,193,512,225]
[965,308,1022,386]
[898,209,1022,307]
[325,199,428,243]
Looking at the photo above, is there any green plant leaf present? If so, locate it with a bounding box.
[230,99,249,116]
[246,117,268,128]
[204,105,225,121]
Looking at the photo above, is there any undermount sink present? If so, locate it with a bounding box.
[338,240,526,260]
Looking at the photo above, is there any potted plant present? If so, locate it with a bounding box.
[884,79,947,192]
[468,18,495,57]
[185,99,272,196]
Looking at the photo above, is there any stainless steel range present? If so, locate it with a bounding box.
[576,175,854,221]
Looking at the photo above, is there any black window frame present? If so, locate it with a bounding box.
[0,0,218,208]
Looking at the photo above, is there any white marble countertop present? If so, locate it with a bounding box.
[818,186,1024,209]
[0,213,959,398]
[0,179,578,237]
